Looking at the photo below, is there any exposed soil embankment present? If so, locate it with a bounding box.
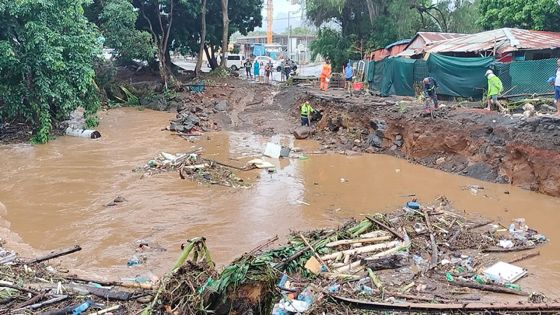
[291,87,560,197]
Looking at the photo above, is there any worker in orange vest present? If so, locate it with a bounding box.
[320,59,332,91]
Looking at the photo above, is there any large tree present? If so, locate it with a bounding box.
[0,0,101,143]
[479,0,560,31]
[99,0,154,62]
[308,0,482,68]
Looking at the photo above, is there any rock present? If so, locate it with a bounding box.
[140,95,168,111]
[395,134,402,141]
[464,163,498,182]
[390,145,397,151]
[435,157,446,165]
[293,126,311,139]
[394,140,403,147]
[214,100,228,111]
[354,139,361,144]
[367,133,383,148]
[369,118,387,131]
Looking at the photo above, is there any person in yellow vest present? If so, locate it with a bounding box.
[320,59,332,91]
[485,70,507,112]
[300,101,314,126]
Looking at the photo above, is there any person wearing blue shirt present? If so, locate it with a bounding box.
[344,62,354,95]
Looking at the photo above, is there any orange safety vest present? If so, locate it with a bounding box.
[320,63,331,79]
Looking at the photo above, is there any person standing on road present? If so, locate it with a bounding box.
[555,59,560,115]
[264,62,271,84]
[344,61,354,95]
[320,59,332,91]
[422,77,439,112]
[244,59,253,79]
[284,59,292,81]
[300,101,314,126]
[253,61,260,82]
[485,70,507,112]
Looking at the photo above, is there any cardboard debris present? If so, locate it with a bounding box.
[264,142,282,159]
[483,261,527,284]
[304,256,322,275]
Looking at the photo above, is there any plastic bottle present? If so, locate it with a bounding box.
[72,300,93,315]
[445,272,454,282]
[297,287,314,304]
[505,283,521,291]
[271,303,286,315]
[360,285,374,295]
[127,255,142,267]
[277,273,288,288]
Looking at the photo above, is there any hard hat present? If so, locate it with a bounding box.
[485,70,493,76]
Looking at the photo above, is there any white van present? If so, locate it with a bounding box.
[219,54,245,71]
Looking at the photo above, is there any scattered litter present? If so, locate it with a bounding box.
[136,150,249,188]
[498,239,514,249]
[340,178,349,183]
[264,142,282,159]
[65,127,101,139]
[246,158,274,169]
[483,261,527,284]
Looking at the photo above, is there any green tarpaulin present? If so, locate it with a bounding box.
[427,54,494,98]
[380,57,416,97]
[509,58,558,95]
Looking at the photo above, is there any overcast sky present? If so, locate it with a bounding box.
[258,0,305,33]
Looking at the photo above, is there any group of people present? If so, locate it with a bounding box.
[423,58,560,116]
[318,59,356,95]
[243,58,297,83]
[243,59,273,83]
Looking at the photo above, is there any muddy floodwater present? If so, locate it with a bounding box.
[1,108,560,297]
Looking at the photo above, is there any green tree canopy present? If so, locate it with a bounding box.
[0,0,101,143]
[479,0,560,31]
[99,0,154,62]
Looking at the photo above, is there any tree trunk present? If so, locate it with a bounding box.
[195,0,207,76]
[220,0,229,68]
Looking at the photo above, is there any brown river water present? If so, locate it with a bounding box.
[1,108,559,297]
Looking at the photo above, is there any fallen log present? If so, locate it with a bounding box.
[449,280,529,296]
[329,294,560,312]
[326,236,392,248]
[366,216,404,240]
[74,285,133,301]
[364,253,409,270]
[321,241,401,261]
[482,245,537,253]
[28,245,81,264]
[13,295,68,311]
[509,251,540,264]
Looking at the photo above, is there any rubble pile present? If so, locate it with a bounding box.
[0,245,147,314]
[135,151,249,188]
[2,198,555,314]
[168,97,227,134]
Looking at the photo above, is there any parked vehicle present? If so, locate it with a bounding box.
[218,54,246,71]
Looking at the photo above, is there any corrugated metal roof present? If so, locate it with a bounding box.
[416,32,467,44]
[426,28,560,54]
[385,39,410,50]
